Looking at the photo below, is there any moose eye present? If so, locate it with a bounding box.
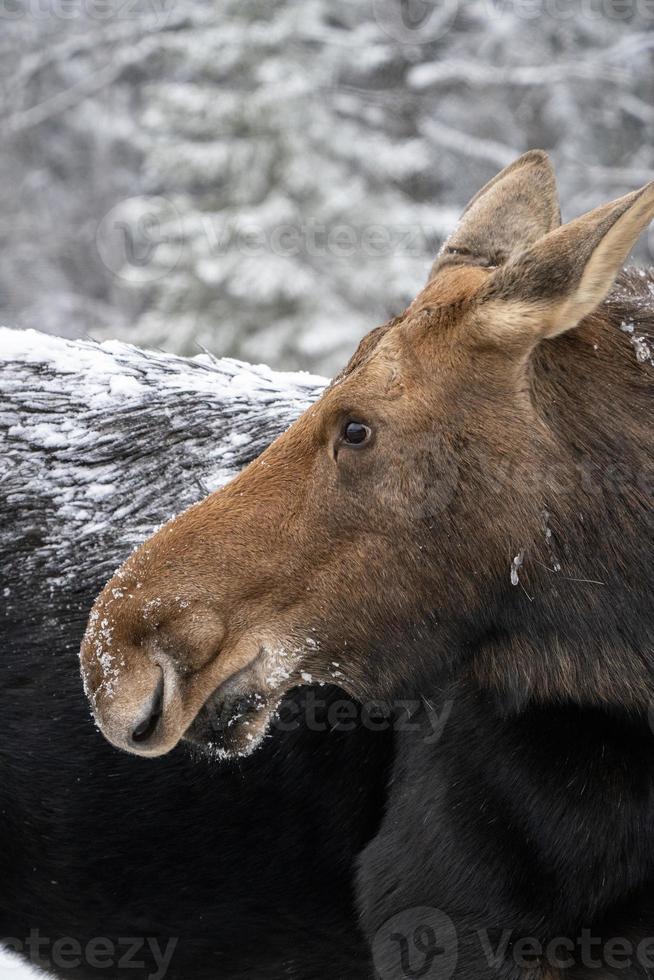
[342,420,372,447]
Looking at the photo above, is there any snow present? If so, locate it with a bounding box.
[0,955,42,978]
[1,328,125,376]
[619,319,654,367]
[510,551,524,587]
[0,330,325,401]
[0,329,325,593]
[1,1,651,376]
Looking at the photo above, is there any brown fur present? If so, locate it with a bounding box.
[80,152,654,763]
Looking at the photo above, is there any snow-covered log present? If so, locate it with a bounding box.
[1,328,325,595]
[0,329,389,980]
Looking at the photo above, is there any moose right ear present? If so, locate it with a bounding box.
[430,150,561,279]
[478,180,654,345]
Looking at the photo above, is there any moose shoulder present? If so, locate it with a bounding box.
[81,151,654,979]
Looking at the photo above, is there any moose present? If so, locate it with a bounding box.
[82,150,654,979]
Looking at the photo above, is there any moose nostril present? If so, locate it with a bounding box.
[131,671,164,745]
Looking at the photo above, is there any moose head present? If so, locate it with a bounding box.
[80,151,654,759]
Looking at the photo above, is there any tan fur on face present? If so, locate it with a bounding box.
[411,265,492,315]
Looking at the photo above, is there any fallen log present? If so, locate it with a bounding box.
[0,328,391,980]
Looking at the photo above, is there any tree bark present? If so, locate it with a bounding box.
[0,328,325,593]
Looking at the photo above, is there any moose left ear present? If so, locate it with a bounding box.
[430,150,561,278]
[481,181,654,343]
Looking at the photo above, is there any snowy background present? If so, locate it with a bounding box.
[1,0,653,378]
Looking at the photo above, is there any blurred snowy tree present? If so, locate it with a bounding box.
[0,0,652,373]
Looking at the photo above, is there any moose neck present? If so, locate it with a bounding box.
[483,273,652,714]
[392,272,654,717]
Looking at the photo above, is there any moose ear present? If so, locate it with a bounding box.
[481,181,654,343]
[430,150,561,278]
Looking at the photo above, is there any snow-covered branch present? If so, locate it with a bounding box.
[420,119,518,170]
[1,0,652,373]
